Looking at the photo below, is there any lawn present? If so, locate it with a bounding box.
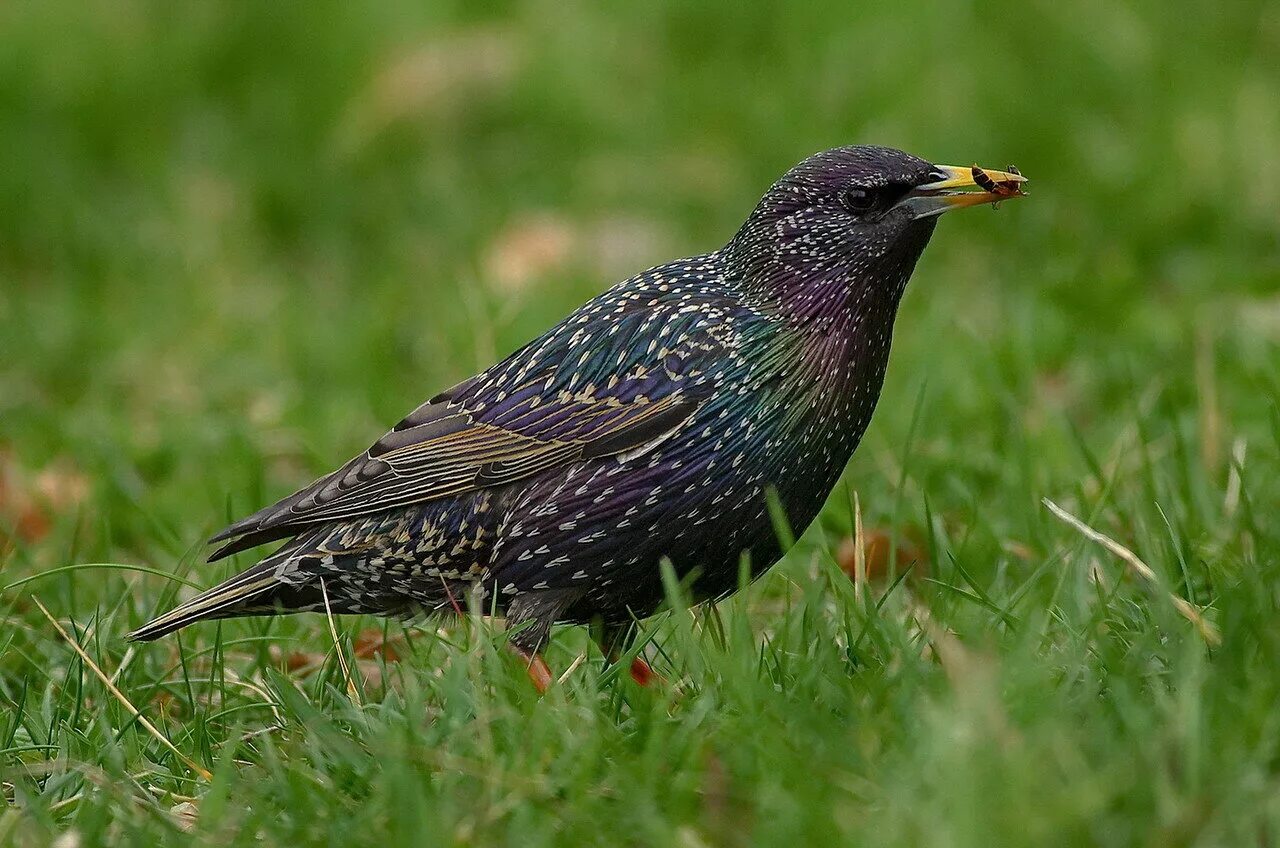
[2,2,1278,845]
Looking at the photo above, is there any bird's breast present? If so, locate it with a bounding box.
[659,317,890,548]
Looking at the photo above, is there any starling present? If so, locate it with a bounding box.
[128,146,1026,688]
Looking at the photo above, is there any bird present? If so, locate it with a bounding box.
[127,146,1026,690]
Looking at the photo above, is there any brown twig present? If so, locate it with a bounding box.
[1043,499,1220,646]
[318,578,361,705]
[32,597,212,780]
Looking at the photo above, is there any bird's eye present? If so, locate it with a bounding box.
[840,187,878,214]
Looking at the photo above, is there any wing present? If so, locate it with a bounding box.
[207,283,735,561]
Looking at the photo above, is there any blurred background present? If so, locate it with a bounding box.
[2,2,1280,843]
[1,0,1277,599]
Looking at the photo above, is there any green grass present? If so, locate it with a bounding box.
[2,1,1279,844]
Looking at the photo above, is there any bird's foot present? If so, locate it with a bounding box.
[508,645,553,694]
[628,656,662,687]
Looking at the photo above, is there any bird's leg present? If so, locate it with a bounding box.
[595,621,662,687]
[507,644,553,694]
[504,590,579,694]
[628,656,659,687]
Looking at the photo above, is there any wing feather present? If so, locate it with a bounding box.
[207,284,737,561]
[208,391,703,560]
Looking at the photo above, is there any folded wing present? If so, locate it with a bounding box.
[208,365,708,561]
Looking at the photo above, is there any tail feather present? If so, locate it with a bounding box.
[129,524,417,641]
[127,563,286,641]
[127,535,317,641]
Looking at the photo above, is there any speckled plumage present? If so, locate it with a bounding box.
[130,146,1008,658]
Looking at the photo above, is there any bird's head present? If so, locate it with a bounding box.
[726,145,1026,318]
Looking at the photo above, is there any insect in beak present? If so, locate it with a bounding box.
[897,164,1028,219]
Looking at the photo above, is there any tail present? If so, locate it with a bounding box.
[127,545,307,642]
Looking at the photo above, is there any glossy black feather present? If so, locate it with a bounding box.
[133,146,963,651]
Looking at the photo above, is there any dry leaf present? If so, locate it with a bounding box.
[0,449,89,548]
[585,215,673,280]
[353,630,400,662]
[151,688,184,718]
[483,211,672,295]
[268,644,322,674]
[835,528,927,583]
[170,801,199,832]
[335,28,521,155]
[483,213,575,293]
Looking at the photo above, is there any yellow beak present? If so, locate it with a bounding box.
[900,164,1029,218]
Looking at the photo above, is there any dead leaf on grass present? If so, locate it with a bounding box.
[835,527,927,584]
[0,449,90,549]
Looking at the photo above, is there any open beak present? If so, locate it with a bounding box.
[898,164,1028,220]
